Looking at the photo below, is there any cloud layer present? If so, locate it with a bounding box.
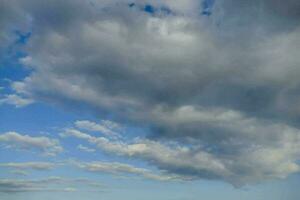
[62,119,300,186]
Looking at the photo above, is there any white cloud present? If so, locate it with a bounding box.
[0,132,63,156]
[77,144,96,153]
[75,120,121,138]
[61,129,94,141]
[77,161,183,181]
[0,94,34,108]
[0,162,56,170]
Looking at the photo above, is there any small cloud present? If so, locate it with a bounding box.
[10,170,28,176]
[74,120,122,138]
[62,187,77,192]
[0,132,63,156]
[19,56,33,66]
[0,94,34,108]
[0,162,56,171]
[77,144,96,153]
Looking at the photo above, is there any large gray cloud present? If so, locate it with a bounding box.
[1,0,300,186]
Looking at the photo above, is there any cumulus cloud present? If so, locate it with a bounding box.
[1,0,300,186]
[0,132,63,156]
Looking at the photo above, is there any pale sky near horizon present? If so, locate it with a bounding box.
[1,0,300,199]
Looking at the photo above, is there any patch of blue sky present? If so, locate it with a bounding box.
[128,3,173,16]
[14,30,32,45]
[0,95,153,166]
[0,102,80,134]
[144,4,155,14]
[202,0,216,16]
[128,2,135,8]
[0,57,30,87]
[0,31,32,92]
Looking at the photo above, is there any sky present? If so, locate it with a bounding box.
[0,0,300,199]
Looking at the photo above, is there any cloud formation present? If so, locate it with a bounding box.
[0,132,63,156]
[62,120,300,186]
[75,120,122,138]
[1,0,300,186]
[0,162,55,170]
[77,161,182,181]
[0,94,34,108]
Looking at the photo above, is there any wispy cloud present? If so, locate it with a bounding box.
[75,120,122,138]
[62,118,300,186]
[76,161,182,181]
[77,144,96,153]
[10,170,28,176]
[0,177,103,193]
[0,94,34,108]
[0,132,63,156]
[0,162,56,170]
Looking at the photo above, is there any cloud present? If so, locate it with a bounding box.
[77,161,183,181]
[62,117,300,186]
[0,177,101,193]
[0,162,56,170]
[77,144,96,153]
[0,94,34,108]
[61,129,94,141]
[1,0,300,186]
[75,120,122,138]
[10,170,28,176]
[0,132,63,156]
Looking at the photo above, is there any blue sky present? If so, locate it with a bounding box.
[1,0,300,199]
